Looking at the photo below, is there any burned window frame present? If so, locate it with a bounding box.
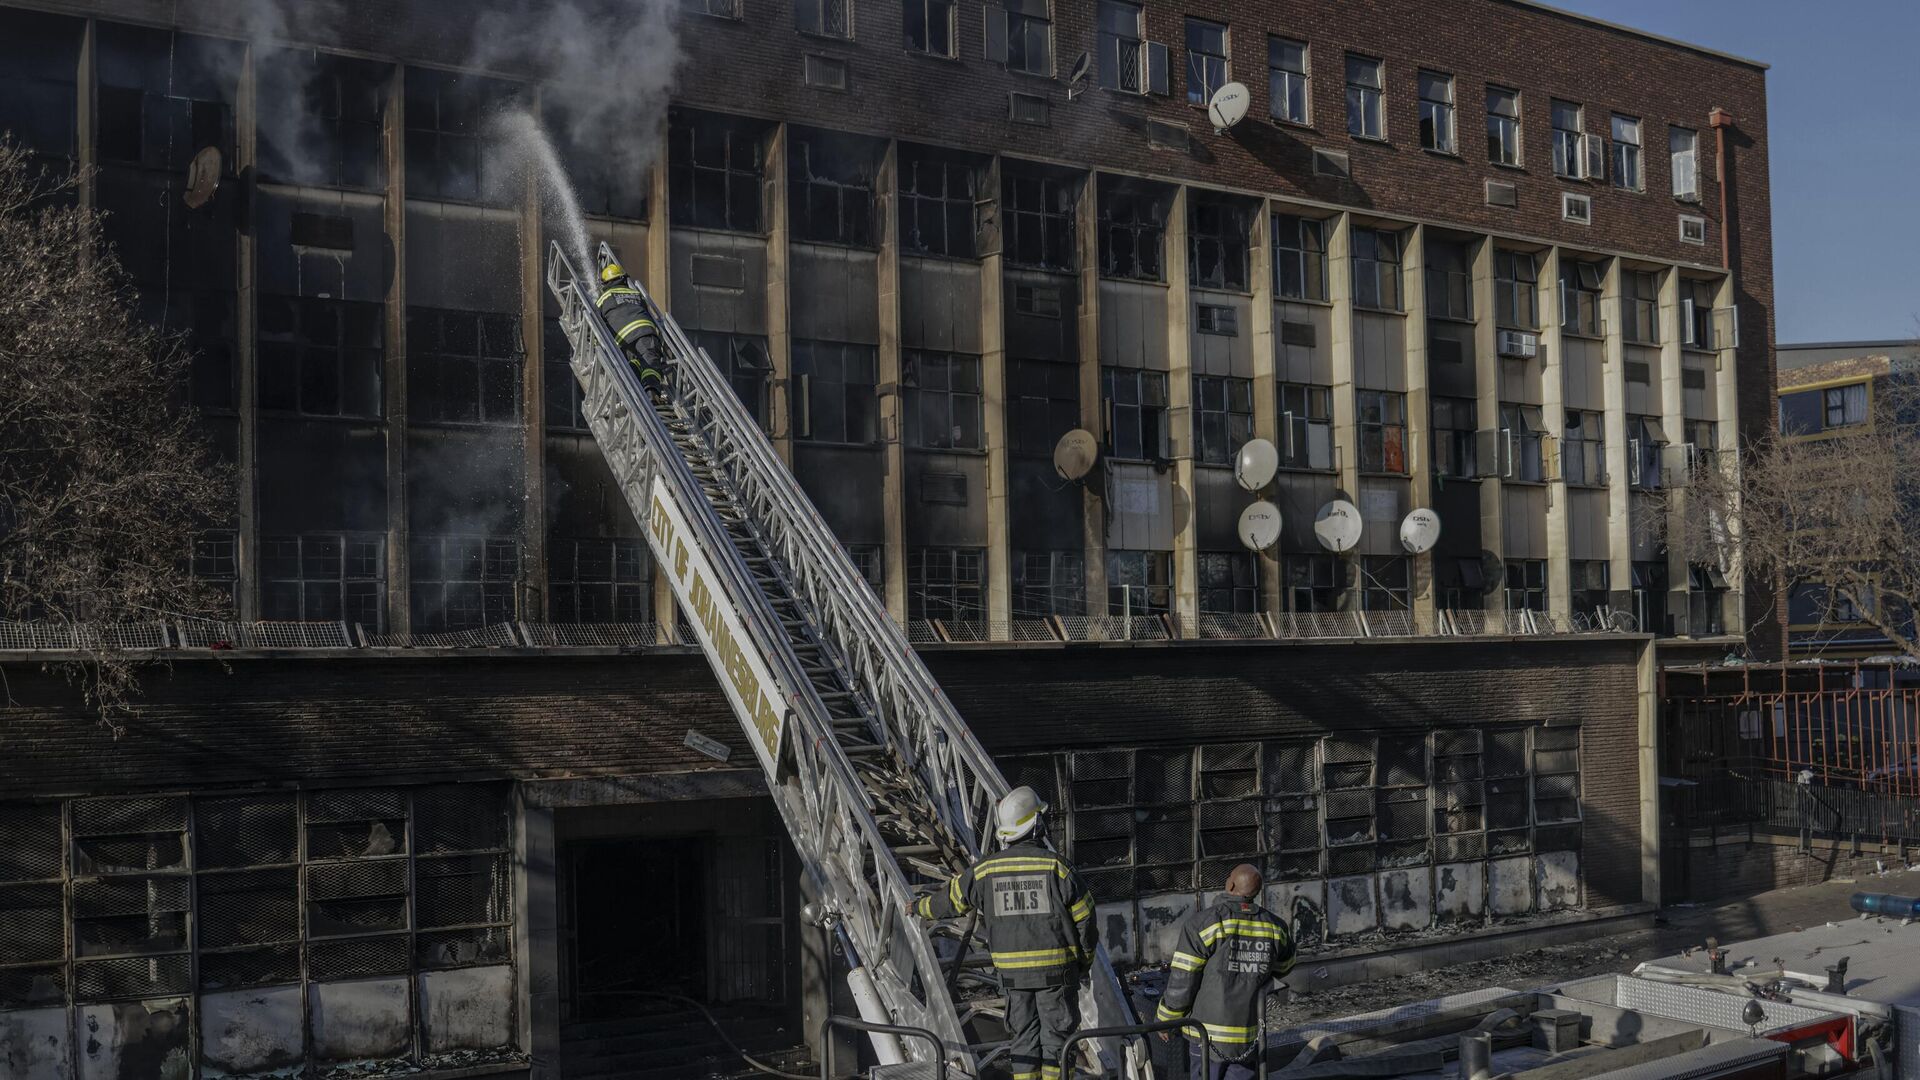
[402,67,520,205]
[547,537,651,623]
[193,529,241,613]
[1100,367,1170,462]
[1431,396,1477,479]
[668,110,766,233]
[1106,549,1172,617]
[898,145,978,259]
[1423,239,1473,321]
[1004,169,1076,271]
[258,296,385,420]
[1361,554,1410,612]
[1192,374,1254,466]
[1008,358,1080,457]
[1561,409,1606,487]
[788,133,877,248]
[405,307,523,426]
[1287,553,1344,612]
[1098,183,1168,283]
[1199,551,1259,615]
[1188,195,1250,291]
[1350,227,1403,311]
[686,330,774,430]
[1013,549,1087,618]
[1278,382,1334,471]
[258,48,389,191]
[261,533,388,629]
[408,535,519,632]
[0,9,83,162]
[792,339,880,445]
[903,350,984,451]
[1357,389,1407,475]
[1272,213,1327,302]
[1505,558,1548,613]
[907,546,987,624]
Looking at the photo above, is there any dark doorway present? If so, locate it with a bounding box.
[568,836,708,1019]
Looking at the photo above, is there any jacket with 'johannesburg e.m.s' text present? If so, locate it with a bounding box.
[914,840,1097,989]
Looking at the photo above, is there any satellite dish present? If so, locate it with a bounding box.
[1053,428,1099,482]
[1066,52,1092,100]
[1313,499,1362,553]
[1233,438,1279,492]
[184,146,222,209]
[1238,501,1282,552]
[1399,509,1442,554]
[1207,81,1251,134]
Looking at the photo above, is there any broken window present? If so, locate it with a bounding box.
[1099,182,1168,282]
[258,48,389,190]
[1504,559,1547,612]
[261,533,386,629]
[846,544,885,594]
[1560,259,1604,337]
[0,10,82,163]
[788,132,877,247]
[404,68,521,204]
[685,330,773,428]
[543,96,648,220]
[1501,403,1546,482]
[1101,367,1169,461]
[1529,728,1582,854]
[899,145,977,258]
[903,351,983,450]
[1192,375,1253,466]
[792,340,879,444]
[1351,227,1403,311]
[1005,172,1077,272]
[1278,383,1333,471]
[1287,553,1344,612]
[548,537,651,622]
[1432,396,1477,478]
[259,297,384,418]
[1013,549,1085,617]
[406,308,523,425]
[1625,270,1661,344]
[1273,213,1327,302]
[1199,551,1258,614]
[669,109,765,232]
[1571,561,1610,623]
[409,535,518,631]
[1188,195,1249,291]
[904,0,957,57]
[96,24,240,172]
[1008,358,1079,456]
[1361,555,1410,612]
[1357,389,1407,474]
[1562,410,1606,486]
[907,547,986,624]
[193,529,241,612]
[1423,240,1472,321]
[1106,549,1170,617]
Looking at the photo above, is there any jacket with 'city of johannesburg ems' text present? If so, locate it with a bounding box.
[1155,897,1296,1060]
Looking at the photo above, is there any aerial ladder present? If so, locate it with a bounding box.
[547,242,1148,1080]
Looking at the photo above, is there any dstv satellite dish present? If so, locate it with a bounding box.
[1053,428,1099,482]
[1238,500,1282,552]
[1066,52,1092,100]
[1313,498,1362,553]
[1207,81,1251,134]
[1233,438,1279,492]
[184,146,222,209]
[1399,508,1442,554]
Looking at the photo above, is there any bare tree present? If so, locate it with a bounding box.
[0,139,234,717]
[1665,359,1920,659]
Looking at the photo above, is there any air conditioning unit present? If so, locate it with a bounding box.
[1497,329,1539,359]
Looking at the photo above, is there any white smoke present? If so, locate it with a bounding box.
[489,108,595,276]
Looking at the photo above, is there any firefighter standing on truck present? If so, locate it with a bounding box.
[908,786,1096,1080]
[1154,863,1296,1080]
[595,252,666,392]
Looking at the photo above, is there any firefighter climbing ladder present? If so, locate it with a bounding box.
[547,243,1144,1079]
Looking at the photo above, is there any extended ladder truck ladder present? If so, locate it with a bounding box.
[547,242,1147,1079]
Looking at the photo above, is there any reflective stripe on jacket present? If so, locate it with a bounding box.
[915,841,1097,989]
[596,285,660,354]
[1155,898,1295,1057]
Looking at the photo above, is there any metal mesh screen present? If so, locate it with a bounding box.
[1377,841,1430,867]
[307,859,408,900]
[1263,797,1320,854]
[1434,729,1482,758]
[1534,725,1580,752]
[364,623,521,648]
[74,833,186,874]
[1262,743,1317,795]
[307,789,407,824]
[307,820,408,860]
[1135,863,1194,893]
[1134,809,1193,865]
[0,965,64,1008]
[1375,797,1430,842]
[1322,790,1373,821]
[1198,742,1258,798]
[520,622,665,647]
[1485,778,1530,830]
[1133,749,1192,806]
[414,854,509,929]
[1322,737,1374,790]
[1327,847,1374,876]
[1070,750,1133,809]
[308,935,410,980]
[196,794,299,868]
[0,621,166,650]
[0,803,63,881]
[74,876,189,918]
[71,796,186,837]
[0,883,64,964]
[1535,824,1582,852]
[1083,867,1131,903]
[1000,756,1059,805]
[75,955,191,1000]
[198,868,299,948]
[1377,736,1429,787]
[1485,729,1529,777]
[1489,830,1531,856]
[1435,833,1487,862]
[417,927,512,970]
[1266,851,1320,882]
[415,785,509,854]
[200,943,302,990]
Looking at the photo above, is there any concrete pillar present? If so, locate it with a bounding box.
[1248,203,1282,615]
[1538,247,1570,625]
[1602,258,1632,621]
[1470,237,1502,614]
[234,42,260,620]
[876,141,909,623]
[1634,640,1662,906]
[766,123,795,467]
[514,797,561,1078]
[1076,175,1107,614]
[382,64,411,634]
[1324,213,1359,610]
[646,132,678,638]
[1165,186,1197,637]
[1656,268,1692,630]
[1658,268,1689,629]
[979,156,1013,636]
[1712,273,1745,637]
[1401,225,1434,630]
[519,91,548,622]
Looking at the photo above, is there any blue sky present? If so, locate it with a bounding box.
[1551,0,1919,345]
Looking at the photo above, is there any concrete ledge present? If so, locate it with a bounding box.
[1284,904,1657,992]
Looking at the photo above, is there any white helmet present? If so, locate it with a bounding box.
[995,786,1047,843]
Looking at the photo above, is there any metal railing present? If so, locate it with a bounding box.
[818,1016,948,1080]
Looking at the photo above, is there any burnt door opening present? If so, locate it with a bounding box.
[568,836,708,1018]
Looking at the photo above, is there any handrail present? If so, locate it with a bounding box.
[819,1017,949,1080]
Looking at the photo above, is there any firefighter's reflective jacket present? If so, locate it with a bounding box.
[914,840,1097,989]
[1154,898,1296,1058]
[596,284,663,370]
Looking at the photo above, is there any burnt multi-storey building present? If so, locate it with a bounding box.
[0,1,1773,1077]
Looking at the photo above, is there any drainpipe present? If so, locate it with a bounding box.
[1709,108,1735,271]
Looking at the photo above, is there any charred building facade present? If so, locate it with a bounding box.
[0,0,1772,1077]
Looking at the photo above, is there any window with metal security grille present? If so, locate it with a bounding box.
[548,538,650,622]
[1424,240,1472,321]
[789,134,877,248]
[668,110,764,233]
[1184,18,1228,105]
[259,50,388,191]
[1610,114,1643,191]
[1005,169,1076,270]
[262,533,386,628]
[1189,196,1249,290]
[1099,183,1168,282]
[794,0,852,38]
[793,340,880,445]
[1345,54,1384,139]
[1268,37,1309,125]
[899,146,977,258]
[1008,359,1079,456]
[1357,390,1407,474]
[903,0,956,56]
[908,547,985,624]
[1551,99,1584,178]
[193,529,241,612]
[1562,411,1605,487]
[1432,397,1477,479]
[1625,270,1661,344]
[1418,70,1455,154]
[1192,375,1254,466]
[1198,551,1258,615]
[1273,213,1327,301]
[903,351,984,450]
[1101,367,1169,461]
[1279,383,1333,471]
[1494,250,1539,330]
[409,535,517,631]
[685,330,773,429]
[402,68,520,205]
[1013,550,1086,617]
[259,296,384,419]
[1560,260,1604,337]
[1287,553,1344,612]
[1097,0,1145,92]
[1486,85,1520,166]
[1505,559,1547,613]
[1351,228,1402,311]
[1107,550,1171,617]
[405,308,522,424]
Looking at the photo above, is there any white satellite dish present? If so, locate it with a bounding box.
[1233,438,1279,492]
[1207,81,1251,134]
[1053,428,1099,481]
[1399,508,1442,554]
[1313,498,1362,553]
[1237,500,1282,552]
[1066,51,1092,101]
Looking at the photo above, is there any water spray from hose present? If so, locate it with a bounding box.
[487,108,596,280]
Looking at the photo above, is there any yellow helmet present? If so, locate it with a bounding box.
[600,261,626,284]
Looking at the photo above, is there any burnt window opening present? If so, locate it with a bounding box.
[845,544,885,594]
[788,133,877,247]
[898,146,978,258]
[1008,358,1079,456]
[669,110,765,233]
[991,0,1054,76]
[406,308,523,425]
[1351,227,1403,311]
[258,49,389,191]
[1013,549,1085,617]
[548,538,651,622]
[1287,553,1344,612]
[1357,389,1407,474]
[1571,561,1610,623]
[1432,396,1478,479]
[542,318,592,432]
[409,536,518,631]
[903,351,983,450]
[1099,182,1169,282]
[259,297,384,419]
[1107,549,1171,617]
[1200,551,1259,615]
[1192,375,1253,466]
[685,330,773,429]
[1361,555,1410,612]
[142,291,238,415]
[1004,170,1076,271]
[1101,367,1169,462]
[791,340,879,445]
[543,97,648,221]
[0,10,82,161]
[1626,270,1661,345]
[1279,383,1333,471]
[1189,196,1250,291]
[1505,559,1547,613]
[95,25,240,172]
[904,0,958,57]
[907,547,986,625]
[261,533,386,629]
[191,529,240,613]
[403,68,522,205]
[1273,213,1327,302]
